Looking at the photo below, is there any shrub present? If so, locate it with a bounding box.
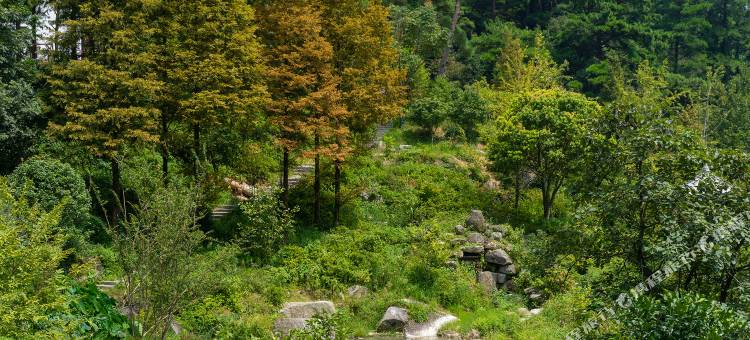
[9,157,92,233]
[59,283,130,338]
[612,292,750,339]
[236,186,297,259]
[0,177,70,337]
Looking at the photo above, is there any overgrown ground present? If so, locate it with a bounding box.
[169,125,591,339]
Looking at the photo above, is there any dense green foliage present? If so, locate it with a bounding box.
[4,0,750,339]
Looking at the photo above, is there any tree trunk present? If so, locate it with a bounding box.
[513,170,521,210]
[314,135,321,226]
[438,0,461,75]
[282,148,290,206]
[334,160,341,227]
[30,5,38,60]
[161,115,169,186]
[541,178,551,220]
[719,267,735,302]
[110,158,122,227]
[193,123,200,177]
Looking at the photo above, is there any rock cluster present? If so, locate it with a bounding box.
[451,210,517,293]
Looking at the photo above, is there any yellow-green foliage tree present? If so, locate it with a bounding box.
[0,178,68,337]
[48,1,161,225]
[166,0,267,175]
[322,0,407,226]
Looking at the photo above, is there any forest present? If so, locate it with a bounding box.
[3,0,750,339]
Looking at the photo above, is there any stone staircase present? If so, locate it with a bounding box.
[96,280,119,290]
[369,122,393,148]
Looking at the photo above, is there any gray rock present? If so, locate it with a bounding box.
[477,271,496,294]
[466,329,482,339]
[530,308,543,316]
[466,210,486,231]
[445,260,458,268]
[454,225,466,235]
[461,244,484,254]
[399,144,412,150]
[348,285,369,299]
[488,224,507,233]
[273,318,309,336]
[450,237,466,246]
[440,330,462,339]
[466,232,486,244]
[529,293,543,301]
[502,279,515,291]
[280,301,335,319]
[377,306,409,332]
[494,272,508,284]
[484,240,500,251]
[485,249,512,265]
[490,232,503,241]
[498,263,517,276]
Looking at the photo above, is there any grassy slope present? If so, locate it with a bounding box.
[178,126,589,339]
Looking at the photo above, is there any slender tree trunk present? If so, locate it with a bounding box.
[30,5,38,59]
[314,135,321,226]
[193,123,200,177]
[719,267,735,302]
[492,0,497,16]
[110,158,122,227]
[514,170,521,210]
[334,160,341,227]
[161,115,169,186]
[438,0,461,75]
[282,148,290,206]
[542,178,551,220]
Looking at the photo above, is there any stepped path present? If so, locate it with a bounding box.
[210,123,392,222]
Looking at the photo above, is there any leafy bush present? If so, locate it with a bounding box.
[60,283,130,338]
[237,186,297,259]
[9,157,92,233]
[611,292,750,339]
[0,177,69,337]
[289,310,353,340]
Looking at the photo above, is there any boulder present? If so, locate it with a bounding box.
[461,244,484,254]
[529,293,543,301]
[347,285,369,299]
[502,280,515,291]
[377,306,409,332]
[466,232,486,244]
[477,271,496,294]
[280,301,335,319]
[530,308,543,316]
[498,263,517,276]
[486,249,512,265]
[466,329,482,339]
[488,224,507,233]
[517,307,531,318]
[273,318,308,336]
[454,225,466,235]
[484,240,500,251]
[466,210,486,231]
[494,272,508,284]
[490,232,503,241]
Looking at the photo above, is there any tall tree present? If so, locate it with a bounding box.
[322,0,407,226]
[167,0,266,178]
[257,0,348,223]
[48,1,160,226]
[0,0,43,174]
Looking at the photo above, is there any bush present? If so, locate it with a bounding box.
[611,292,750,339]
[9,157,92,233]
[59,283,130,338]
[0,177,70,337]
[236,186,297,259]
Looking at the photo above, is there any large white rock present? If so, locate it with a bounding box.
[280,301,335,318]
